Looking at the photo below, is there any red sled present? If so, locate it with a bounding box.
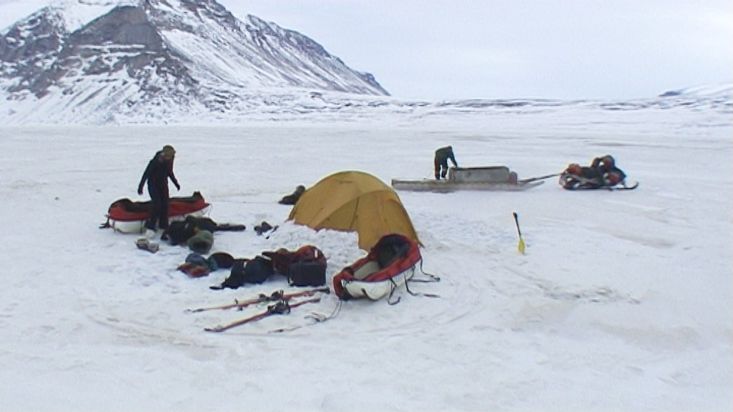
[103,191,210,233]
[332,234,422,301]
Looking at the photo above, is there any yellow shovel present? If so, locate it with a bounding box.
[512,212,526,254]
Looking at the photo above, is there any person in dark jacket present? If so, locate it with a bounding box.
[434,146,458,180]
[138,145,180,234]
[278,185,305,205]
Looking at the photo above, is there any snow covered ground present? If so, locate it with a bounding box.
[0,101,731,411]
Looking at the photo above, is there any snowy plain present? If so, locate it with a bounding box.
[0,100,731,412]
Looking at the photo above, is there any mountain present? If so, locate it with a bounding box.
[1,1,730,125]
[0,0,388,123]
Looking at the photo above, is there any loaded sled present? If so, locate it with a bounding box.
[559,172,638,191]
[559,156,637,191]
[102,191,210,233]
[392,166,545,192]
[333,233,437,302]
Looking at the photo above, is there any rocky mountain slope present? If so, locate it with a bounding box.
[0,0,388,123]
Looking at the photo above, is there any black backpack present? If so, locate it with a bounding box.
[218,256,275,289]
[163,219,197,245]
[262,245,327,287]
[288,260,326,287]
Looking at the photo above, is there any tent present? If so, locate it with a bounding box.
[288,171,420,250]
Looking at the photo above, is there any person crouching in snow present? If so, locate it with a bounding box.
[434,146,458,180]
[138,145,180,237]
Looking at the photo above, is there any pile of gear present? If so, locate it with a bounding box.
[176,245,329,288]
[559,154,636,190]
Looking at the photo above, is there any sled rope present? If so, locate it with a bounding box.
[411,259,441,283]
[518,173,560,184]
[387,265,440,305]
[269,300,343,334]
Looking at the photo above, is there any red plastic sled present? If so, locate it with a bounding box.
[332,234,422,301]
[104,191,210,233]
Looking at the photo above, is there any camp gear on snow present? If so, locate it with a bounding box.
[178,263,210,278]
[288,170,420,251]
[216,223,246,231]
[102,192,210,233]
[268,301,342,334]
[135,238,159,253]
[392,166,544,193]
[164,220,195,245]
[187,287,330,313]
[185,253,209,267]
[560,155,631,190]
[204,296,322,333]
[332,234,438,303]
[561,177,639,191]
[217,256,275,289]
[209,252,235,269]
[254,221,275,236]
[163,216,245,246]
[177,252,228,278]
[513,212,526,254]
[448,166,517,183]
[392,178,544,192]
[178,253,211,278]
[182,216,245,233]
[187,230,214,254]
[288,261,327,287]
[278,185,306,205]
[262,245,327,287]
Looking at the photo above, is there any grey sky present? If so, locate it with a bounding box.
[1,0,732,100]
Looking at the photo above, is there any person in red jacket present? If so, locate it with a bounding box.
[138,145,180,234]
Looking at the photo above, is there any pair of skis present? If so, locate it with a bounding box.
[188,287,330,333]
[204,297,323,333]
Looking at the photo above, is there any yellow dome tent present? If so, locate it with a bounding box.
[288,171,420,250]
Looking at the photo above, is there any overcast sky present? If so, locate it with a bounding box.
[1,0,732,100]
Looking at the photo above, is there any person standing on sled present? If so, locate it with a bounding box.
[138,145,180,237]
[434,146,458,180]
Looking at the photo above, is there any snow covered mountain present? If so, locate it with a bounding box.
[0,0,388,123]
[1,1,730,125]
